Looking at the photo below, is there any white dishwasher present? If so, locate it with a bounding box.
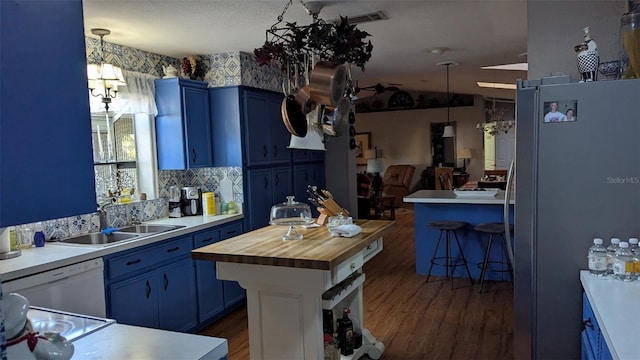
[2,258,106,317]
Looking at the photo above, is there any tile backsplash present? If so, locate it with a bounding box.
[14,167,242,241]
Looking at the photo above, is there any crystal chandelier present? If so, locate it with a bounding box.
[477,98,514,135]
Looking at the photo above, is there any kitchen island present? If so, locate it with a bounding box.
[404,190,514,280]
[192,219,395,360]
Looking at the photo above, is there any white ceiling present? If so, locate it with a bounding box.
[82,0,528,100]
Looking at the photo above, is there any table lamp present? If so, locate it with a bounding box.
[458,148,472,174]
[367,157,384,196]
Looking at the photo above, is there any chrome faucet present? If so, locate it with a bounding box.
[97,199,114,230]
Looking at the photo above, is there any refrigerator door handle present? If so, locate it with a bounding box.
[504,159,515,268]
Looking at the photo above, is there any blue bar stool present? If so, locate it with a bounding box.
[474,222,514,293]
[425,220,474,289]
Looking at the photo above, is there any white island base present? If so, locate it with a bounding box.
[217,248,385,360]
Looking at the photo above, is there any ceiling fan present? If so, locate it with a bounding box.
[357,82,402,94]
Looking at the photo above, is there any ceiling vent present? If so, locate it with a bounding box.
[331,11,388,25]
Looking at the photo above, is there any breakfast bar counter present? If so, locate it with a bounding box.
[192,219,395,360]
[404,190,515,281]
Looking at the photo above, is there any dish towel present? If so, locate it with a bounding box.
[329,224,362,238]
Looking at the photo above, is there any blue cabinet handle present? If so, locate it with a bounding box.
[166,246,180,253]
[225,230,236,236]
[273,145,278,157]
[263,145,267,158]
[145,280,151,299]
[264,176,268,189]
[201,237,213,243]
[126,259,142,266]
[163,273,169,291]
[191,148,197,164]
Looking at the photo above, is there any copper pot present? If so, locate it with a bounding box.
[310,62,347,107]
[294,85,315,115]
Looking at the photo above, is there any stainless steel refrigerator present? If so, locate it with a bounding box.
[513,77,640,359]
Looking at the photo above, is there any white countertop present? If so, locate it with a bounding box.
[0,214,243,282]
[580,271,640,360]
[73,323,228,359]
[403,190,515,205]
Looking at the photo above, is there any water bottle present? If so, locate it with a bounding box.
[33,222,45,248]
[613,242,635,281]
[587,238,608,277]
[606,238,621,275]
[628,237,639,254]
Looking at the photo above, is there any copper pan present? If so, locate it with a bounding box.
[281,95,307,137]
[310,62,347,107]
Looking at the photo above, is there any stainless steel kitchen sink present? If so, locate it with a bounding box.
[54,232,140,245]
[116,224,186,233]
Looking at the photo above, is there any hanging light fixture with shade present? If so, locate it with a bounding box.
[437,61,458,138]
[87,28,126,113]
[87,28,126,162]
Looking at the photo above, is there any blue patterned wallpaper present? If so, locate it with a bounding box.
[86,37,284,93]
[28,40,278,241]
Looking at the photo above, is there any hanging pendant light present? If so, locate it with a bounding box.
[87,28,126,112]
[438,61,458,138]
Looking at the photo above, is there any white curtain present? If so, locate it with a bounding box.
[120,71,158,116]
[88,70,158,116]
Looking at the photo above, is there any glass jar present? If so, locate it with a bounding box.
[620,11,640,79]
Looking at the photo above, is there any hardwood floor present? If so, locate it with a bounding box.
[198,211,514,359]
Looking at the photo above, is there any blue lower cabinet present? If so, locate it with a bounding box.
[582,292,614,360]
[193,220,246,326]
[194,228,224,324]
[158,258,198,331]
[106,236,197,331]
[110,272,158,329]
[223,281,245,309]
[109,257,196,332]
[219,221,246,309]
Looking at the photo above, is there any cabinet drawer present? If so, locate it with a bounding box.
[194,229,219,248]
[107,236,191,279]
[363,238,383,263]
[333,252,363,284]
[219,222,243,240]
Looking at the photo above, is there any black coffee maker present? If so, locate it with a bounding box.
[180,187,202,216]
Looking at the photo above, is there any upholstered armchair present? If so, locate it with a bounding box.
[382,165,416,208]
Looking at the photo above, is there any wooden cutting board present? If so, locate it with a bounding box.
[191,219,395,270]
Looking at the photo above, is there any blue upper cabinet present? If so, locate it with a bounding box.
[0,0,96,226]
[155,78,212,170]
[209,86,290,168]
[243,90,290,167]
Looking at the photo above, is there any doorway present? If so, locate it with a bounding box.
[431,122,456,167]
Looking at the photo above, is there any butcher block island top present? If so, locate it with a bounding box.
[191,219,395,270]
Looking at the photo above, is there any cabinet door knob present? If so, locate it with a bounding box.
[582,318,594,331]
[350,262,356,271]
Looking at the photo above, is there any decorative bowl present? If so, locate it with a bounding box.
[598,60,621,79]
